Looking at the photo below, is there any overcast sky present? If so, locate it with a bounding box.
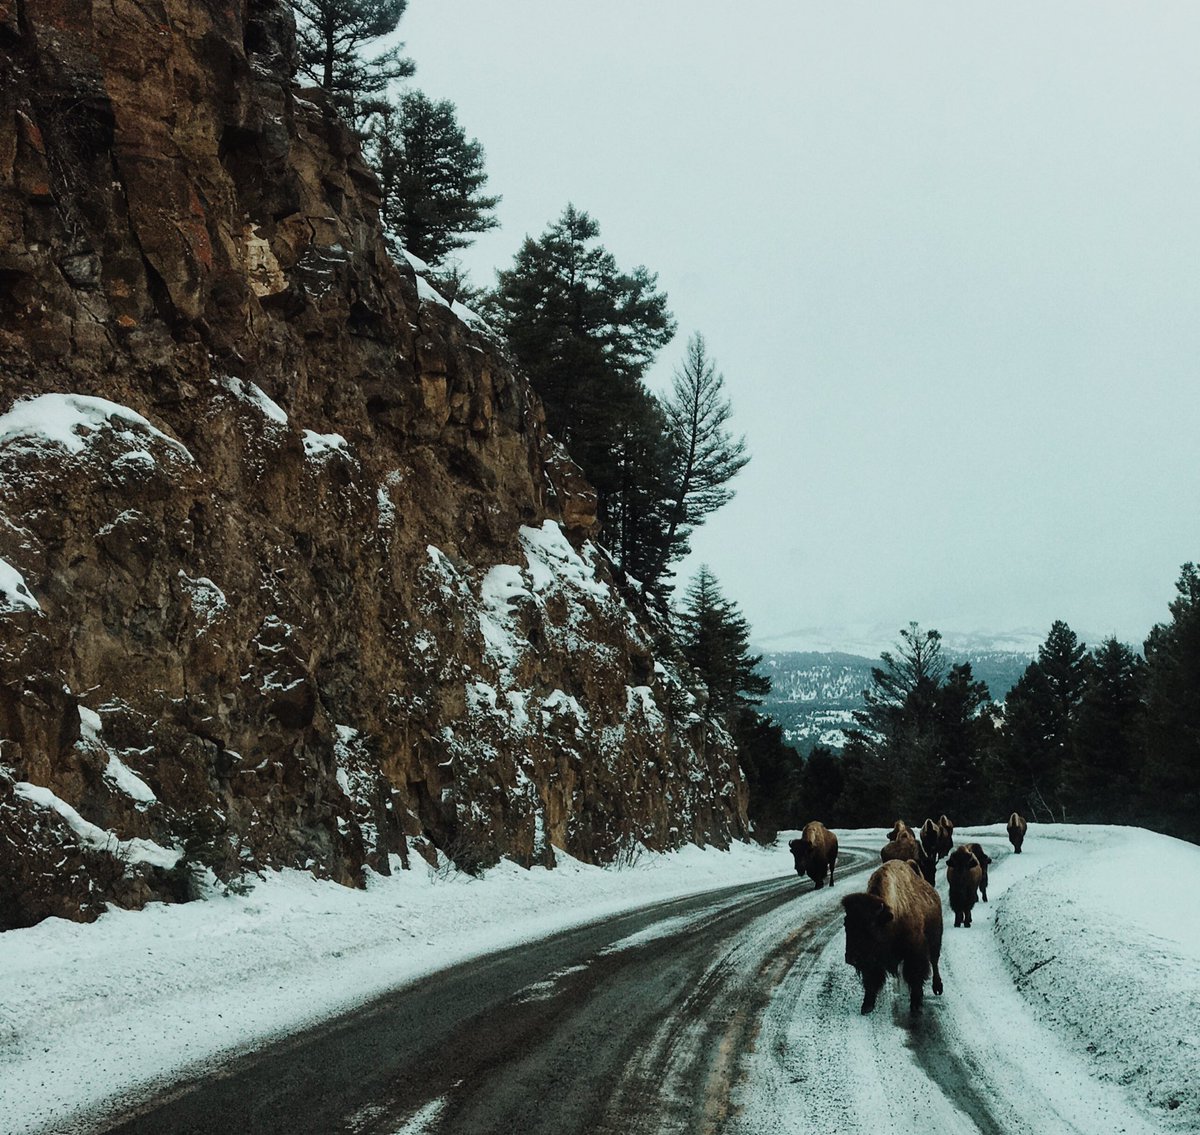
[400,1,1199,655]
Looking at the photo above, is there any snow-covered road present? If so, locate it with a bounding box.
[731,833,1171,1135]
[2,826,1196,1134]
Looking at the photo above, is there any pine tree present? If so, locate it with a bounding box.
[487,205,675,558]
[368,91,501,266]
[676,567,769,717]
[996,620,1089,821]
[935,662,994,819]
[652,333,749,580]
[1070,637,1144,822]
[1140,563,1200,840]
[842,626,947,825]
[293,0,413,128]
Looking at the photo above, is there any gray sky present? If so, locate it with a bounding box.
[400,1,1200,655]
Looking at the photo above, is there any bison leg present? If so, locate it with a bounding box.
[980,883,988,902]
[929,920,944,997]
[860,969,886,1015]
[964,908,972,928]
[902,955,931,1015]
[954,909,963,928]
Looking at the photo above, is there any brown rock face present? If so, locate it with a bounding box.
[0,0,747,927]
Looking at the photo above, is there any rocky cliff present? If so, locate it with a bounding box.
[0,0,747,929]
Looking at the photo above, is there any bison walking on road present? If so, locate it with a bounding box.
[789,822,839,889]
[1007,812,1028,853]
[919,818,940,860]
[964,842,992,902]
[841,859,944,1017]
[881,832,935,886]
[935,814,954,860]
[946,845,983,927]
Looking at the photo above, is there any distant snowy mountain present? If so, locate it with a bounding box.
[758,646,1034,751]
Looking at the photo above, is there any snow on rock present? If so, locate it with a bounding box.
[520,520,611,602]
[78,706,158,807]
[399,248,490,332]
[179,571,228,630]
[0,393,194,463]
[12,782,179,869]
[301,430,351,460]
[0,556,40,614]
[218,376,288,425]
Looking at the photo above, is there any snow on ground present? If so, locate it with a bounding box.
[0,840,788,1134]
[733,824,1197,1135]
[1,825,1195,1134]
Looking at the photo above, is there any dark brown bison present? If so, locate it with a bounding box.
[842,859,944,1016]
[881,832,935,886]
[964,842,992,902]
[887,819,915,842]
[945,845,982,927]
[919,818,940,859]
[935,814,954,859]
[1007,812,1028,853]
[789,822,839,888]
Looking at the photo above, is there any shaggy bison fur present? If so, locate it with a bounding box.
[964,842,992,902]
[945,845,982,927]
[1007,812,1028,853]
[842,860,944,1016]
[936,814,955,859]
[789,821,838,889]
[919,817,940,860]
[881,832,935,886]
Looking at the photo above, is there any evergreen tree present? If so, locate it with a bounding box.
[487,205,675,547]
[651,333,749,581]
[732,711,803,833]
[1070,637,1144,822]
[368,92,501,266]
[676,567,769,717]
[840,625,940,822]
[798,746,845,825]
[606,388,675,587]
[293,0,413,127]
[935,662,994,820]
[996,621,1089,821]
[1140,563,1200,840]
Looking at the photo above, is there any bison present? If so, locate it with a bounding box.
[935,814,954,860]
[1007,812,1028,853]
[881,832,935,886]
[789,821,839,888]
[945,845,982,927]
[919,817,940,860]
[887,819,915,842]
[842,859,944,1016]
[964,842,992,902]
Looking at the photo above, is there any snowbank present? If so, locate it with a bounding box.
[989,824,1200,1127]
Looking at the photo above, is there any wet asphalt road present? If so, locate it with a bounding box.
[87,852,873,1135]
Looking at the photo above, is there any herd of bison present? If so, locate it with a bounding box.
[788,813,1029,1018]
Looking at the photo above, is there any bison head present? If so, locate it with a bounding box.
[842,892,893,968]
[946,846,978,873]
[789,838,810,875]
